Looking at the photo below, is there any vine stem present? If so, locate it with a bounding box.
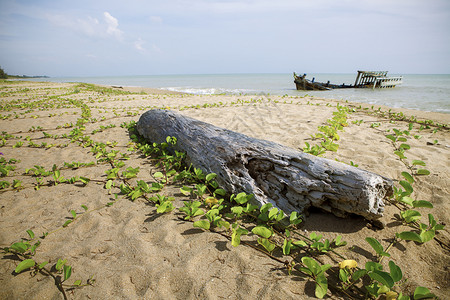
[379,237,397,264]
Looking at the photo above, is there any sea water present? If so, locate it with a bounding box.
[26,73,450,114]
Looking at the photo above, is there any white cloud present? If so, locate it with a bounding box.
[134,38,145,52]
[46,11,123,41]
[134,38,162,54]
[104,12,123,41]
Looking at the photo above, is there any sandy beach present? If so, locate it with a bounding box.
[0,81,449,299]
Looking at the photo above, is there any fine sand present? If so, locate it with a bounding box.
[0,81,449,299]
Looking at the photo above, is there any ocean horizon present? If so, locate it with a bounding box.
[23,73,450,114]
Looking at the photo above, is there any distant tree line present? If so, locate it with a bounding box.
[0,66,7,79]
[0,66,48,79]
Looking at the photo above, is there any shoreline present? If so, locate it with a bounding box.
[103,84,187,95]
[110,82,450,125]
[8,73,450,115]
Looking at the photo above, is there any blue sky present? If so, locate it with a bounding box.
[1,0,449,76]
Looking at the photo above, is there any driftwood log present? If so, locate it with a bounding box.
[137,109,393,221]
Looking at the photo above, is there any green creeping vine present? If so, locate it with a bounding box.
[127,129,440,299]
[2,227,95,300]
[303,104,352,156]
[1,84,148,298]
[384,125,446,246]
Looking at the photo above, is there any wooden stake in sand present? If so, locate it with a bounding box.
[137,109,393,221]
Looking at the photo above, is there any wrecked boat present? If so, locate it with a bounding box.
[294,71,403,91]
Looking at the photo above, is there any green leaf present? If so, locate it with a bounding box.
[79,177,90,184]
[70,210,77,219]
[205,173,217,182]
[130,189,143,201]
[191,207,204,218]
[352,269,367,282]
[268,207,279,220]
[231,227,248,247]
[214,188,226,196]
[365,237,384,256]
[321,264,331,272]
[401,172,414,184]
[156,201,174,213]
[310,232,323,242]
[378,285,390,294]
[38,261,49,269]
[425,213,435,226]
[10,242,28,254]
[399,181,414,195]
[231,206,244,217]
[394,150,407,160]
[413,286,436,299]
[63,265,72,281]
[282,238,292,255]
[81,205,88,211]
[333,235,347,247]
[55,258,67,271]
[399,143,411,150]
[412,160,426,166]
[301,257,322,276]
[399,196,414,206]
[243,203,258,213]
[401,210,422,223]
[315,274,328,299]
[339,268,349,282]
[62,220,72,227]
[105,179,113,190]
[435,224,445,231]
[289,211,302,226]
[299,267,312,276]
[386,135,397,142]
[251,226,273,239]
[369,270,395,288]
[293,240,308,247]
[388,261,403,282]
[365,261,383,272]
[233,192,250,205]
[180,186,193,196]
[365,282,381,297]
[259,202,273,213]
[153,171,164,178]
[416,169,430,175]
[73,280,82,286]
[15,259,35,274]
[397,293,411,300]
[30,241,40,255]
[257,238,276,253]
[218,220,230,230]
[397,231,423,243]
[412,200,433,208]
[419,229,435,243]
[26,230,35,240]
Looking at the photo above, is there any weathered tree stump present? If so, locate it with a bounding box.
[137,109,393,220]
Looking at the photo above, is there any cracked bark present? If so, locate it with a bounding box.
[137,109,393,220]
